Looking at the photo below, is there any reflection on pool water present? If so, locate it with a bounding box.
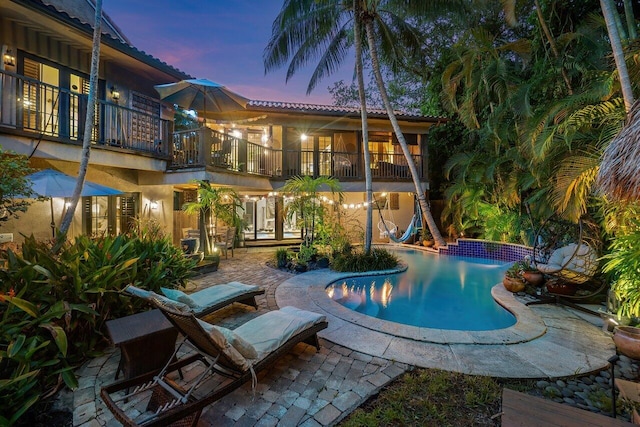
[326,249,516,331]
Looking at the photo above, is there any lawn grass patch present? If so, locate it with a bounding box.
[340,368,532,426]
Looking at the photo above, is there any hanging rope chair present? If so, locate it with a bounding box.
[527,215,606,314]
[532,216,602,286]
[376,195,397,239]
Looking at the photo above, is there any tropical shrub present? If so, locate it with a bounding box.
[274,248,291,268]
[332,247,399,272]
[602,220,640,319]
[281,176,343,246]
[0,231,195,425]
[296,244,317,266]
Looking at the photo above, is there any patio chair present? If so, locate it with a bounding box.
[215,226,236,259]
[101,301,328,427]
[526,215,606,316]
[125,281,265,318]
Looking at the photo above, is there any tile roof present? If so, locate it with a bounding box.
[18,0,192,80]
[247,100,445,121]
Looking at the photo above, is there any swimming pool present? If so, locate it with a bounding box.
[326,249,516,331]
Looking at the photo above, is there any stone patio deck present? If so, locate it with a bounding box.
[62,247,616,426]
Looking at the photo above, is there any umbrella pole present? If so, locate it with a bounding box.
[50,198,56,238]
[203,88,207,125]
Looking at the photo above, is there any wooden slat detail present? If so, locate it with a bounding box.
[501,388,634,427]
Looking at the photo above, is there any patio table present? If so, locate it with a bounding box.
[106,309,178,380]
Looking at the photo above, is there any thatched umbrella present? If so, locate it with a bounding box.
[597,99,640,201]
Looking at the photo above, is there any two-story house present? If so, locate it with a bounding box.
[0,0,443,247]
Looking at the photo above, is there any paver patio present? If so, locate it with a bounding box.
[60,247,616,426]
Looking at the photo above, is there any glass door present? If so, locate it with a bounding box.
[22,58,59,136]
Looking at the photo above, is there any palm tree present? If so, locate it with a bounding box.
[280,175,343,246]
[59,0,102,235]
[183,181,242,256]
[265,0,375,252]
[353,0,373,252]
[265,0,456,248]
[359,1,469,247]
[600,0,634,111]
[623,0,638,40]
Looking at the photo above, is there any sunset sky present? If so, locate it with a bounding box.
[104,0,353,104]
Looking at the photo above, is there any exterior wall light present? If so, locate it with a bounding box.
[150,200,159,210]
[3,49,15,67]
[110,86,120,102]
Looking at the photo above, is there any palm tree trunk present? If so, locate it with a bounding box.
[59,0,103,235]
[354,0,372,253]
[534,0,573,94]
[623,0,637,40]
[364,19,446,247]
[601,0,635,112]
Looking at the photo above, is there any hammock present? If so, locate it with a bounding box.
[385,214,419,243]
[375,194,419,243]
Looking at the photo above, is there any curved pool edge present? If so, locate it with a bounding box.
[282,266,546,345]
[275,268,616,378]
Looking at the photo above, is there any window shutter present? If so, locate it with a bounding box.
[390,193,399,210]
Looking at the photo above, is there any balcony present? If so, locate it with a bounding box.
[170,128,424,181]
[0,70,170,157]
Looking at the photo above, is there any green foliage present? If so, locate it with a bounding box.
[0,232,194,424]
[274,248,291,268]
[0,146,35,225]
[183,181,243,254]
[296,244,317,266]
[281,176,343,246]
[505,259,534,279]
[173,107,199,131]
[331,247,398,272]
[603,219,640,318]
[476,203,530,244]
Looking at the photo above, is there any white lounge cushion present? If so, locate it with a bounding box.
[537,243,598,282]
[196,319,251,371]
[234,306,326,358]
[196,319,257,359]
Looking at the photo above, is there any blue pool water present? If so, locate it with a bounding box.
[326,249,516,331]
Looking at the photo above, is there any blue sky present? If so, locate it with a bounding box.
[104,0,353,104]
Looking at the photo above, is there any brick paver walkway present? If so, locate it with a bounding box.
[65,248,409,427]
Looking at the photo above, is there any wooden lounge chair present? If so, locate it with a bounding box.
[101,302,328,427]
[125,281,265,318]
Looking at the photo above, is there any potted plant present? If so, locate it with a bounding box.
[503,261,526,293]
[422,229,435,248]
[519,258,545,287]
[613,326,640,359]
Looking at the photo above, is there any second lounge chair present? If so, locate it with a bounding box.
[125,281,265,318]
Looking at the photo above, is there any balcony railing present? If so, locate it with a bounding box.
[0,70,170,156]
[170,128,424,181]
